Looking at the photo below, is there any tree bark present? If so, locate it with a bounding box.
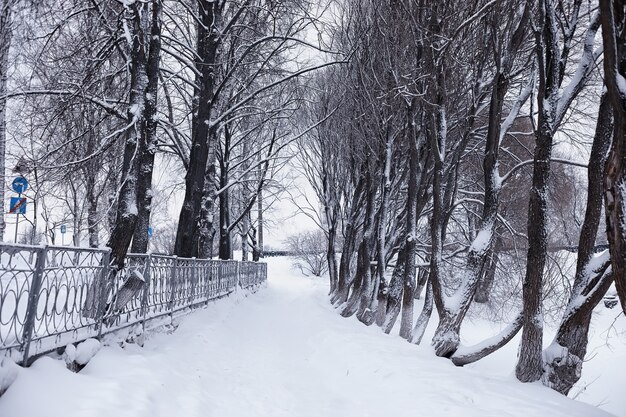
[107,2,151,269]
[131,0,162,253]
[399,123,421,340]
[542,94,613,394]
[175,0,220,258]
[516,0,561,382]
[600,0,626,315]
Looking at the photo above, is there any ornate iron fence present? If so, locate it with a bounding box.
[0,243,267,365]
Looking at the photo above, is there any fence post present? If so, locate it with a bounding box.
[21,246,47,365]
[96,249,111,338]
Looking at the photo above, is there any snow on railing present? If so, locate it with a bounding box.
[0,243,267,365]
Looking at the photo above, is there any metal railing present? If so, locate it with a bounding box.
[0,243,267,365]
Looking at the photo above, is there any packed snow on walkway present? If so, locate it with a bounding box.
[0,257,623,417]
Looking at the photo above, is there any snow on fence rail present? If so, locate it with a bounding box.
[0,243,267,365]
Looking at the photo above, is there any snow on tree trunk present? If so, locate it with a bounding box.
[600,0,626,316]
[197,133,218,259]
[382,244,406,333]
[410,279,433,345]
[540,94,614,394]
[399,123,421,340]
[131,0,162,254]
[332,178,365,305]
[175,0,220,258]
[516,0,600,382]
[107,1,151,269]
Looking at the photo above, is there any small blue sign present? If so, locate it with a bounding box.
[147,227,153,238]
[9,197,26,214]
[11,176,29,194]
[60,225,67,234]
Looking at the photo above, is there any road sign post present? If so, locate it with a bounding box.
[60,224,67,246]
[9,177,29,243]
[9,195,27,243]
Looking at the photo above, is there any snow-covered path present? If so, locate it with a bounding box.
[0,258,614,417]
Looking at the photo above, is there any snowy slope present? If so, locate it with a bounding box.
[0,257,616,417]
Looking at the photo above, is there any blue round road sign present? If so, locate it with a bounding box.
[11,176,29,194]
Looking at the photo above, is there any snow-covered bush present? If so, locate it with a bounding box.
[285,230,328,277]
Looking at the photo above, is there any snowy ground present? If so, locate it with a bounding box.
[0,256,623,417]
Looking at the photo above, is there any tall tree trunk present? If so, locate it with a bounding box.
[515,111,552,383]
[399,126,420,339]
[326,221,338,292]
[542,94,613,394]
[331,177,365,305]
[600,0,626,315]
[431,70,509,357]
[218,175,232,260]
[352,172,379,323]
[107,2,150,269]
[516,0,564,382]
[382,244,406,333]
[132,0,162,253]
[86,175,99,248]
[410,279,433,345]
[198,133,218,259]
[175,0,220,258]
[474,243,499,304]
[0,0,12,242]
[241,210,250,261]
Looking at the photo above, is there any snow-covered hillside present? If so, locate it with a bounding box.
[0,256,622,417]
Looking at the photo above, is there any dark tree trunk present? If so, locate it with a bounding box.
[399,124,421,339]
[542,94,613,394]
[218,125,233,260]
[382,243,406,333]
[474,244,499,304]
[331,177,365,305]
[218,176,232,260]
[86,174,99,248]
[175,0,220,258]
[600,0,626,315]
[431,70,508,356]
[516,0,562,382]
[326,222,338,292]
[516,112,552,383]
[410,279,433,345]
[198,134,218,259]
[107,2,151,269]
[131,0,162,253]
[349,172,379,323]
